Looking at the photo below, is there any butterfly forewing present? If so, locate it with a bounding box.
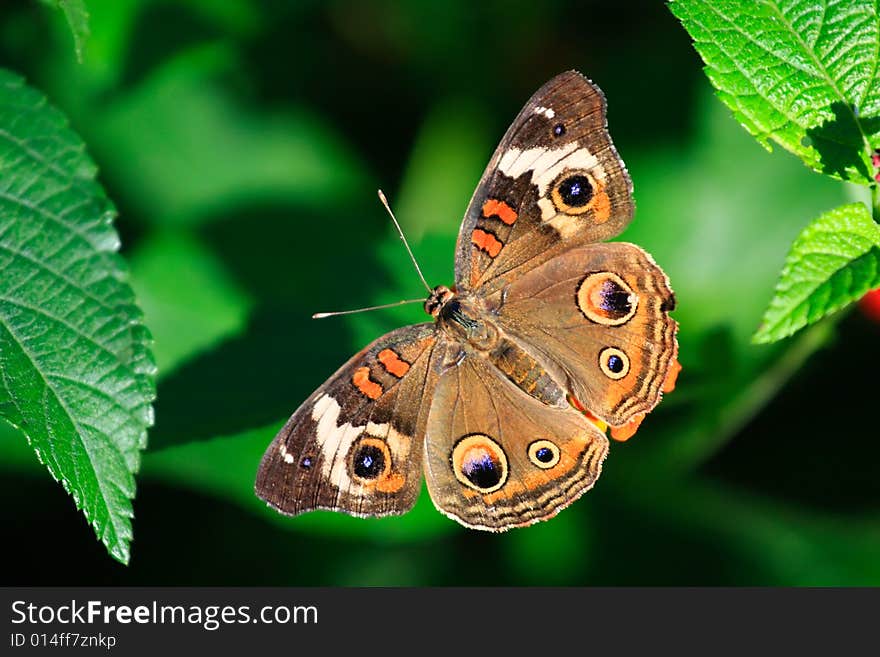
[454,71,634,294]
[255,324,442,518]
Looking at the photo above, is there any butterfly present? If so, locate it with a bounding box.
[255,71,679,531]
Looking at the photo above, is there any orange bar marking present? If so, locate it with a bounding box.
[378,348,410,377]
[472,229,502,257]
[590,189,612,224]
[482,199,518,225]
[352,366,382,400]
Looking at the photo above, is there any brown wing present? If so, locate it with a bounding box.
[490,243,678,428]
[255,324,442,518]
[423,347,608,531]
[455,70,633,294]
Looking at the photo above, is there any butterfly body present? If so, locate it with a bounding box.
[256,71,679,531]
[430,288,570,409]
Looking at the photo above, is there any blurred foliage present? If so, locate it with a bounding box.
[1,0,879,585]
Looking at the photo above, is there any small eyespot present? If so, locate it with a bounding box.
[528,440,561,469]
[599,347,630,380]
[553,123,565,137]
[451,434,509,493]
[350,436,391,482]
[576,272,638,326]
[300,456,313,469]
[550,170,596,215]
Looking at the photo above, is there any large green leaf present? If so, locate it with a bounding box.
[754,202,880,342]
[0,70,155,564]
[671,0,880,184]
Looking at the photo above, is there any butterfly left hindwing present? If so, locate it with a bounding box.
[424,348,608,530]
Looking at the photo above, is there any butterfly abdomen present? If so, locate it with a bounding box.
[488,339,567,407]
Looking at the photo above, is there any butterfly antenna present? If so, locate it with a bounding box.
[378,189,432,294]
[312,190,431,319]
[312,297,425,319]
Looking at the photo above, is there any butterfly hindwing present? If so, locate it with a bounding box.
[455,70,634,294]
[255,324,440,518]
[489,242,678,428]
[423,347,609,530]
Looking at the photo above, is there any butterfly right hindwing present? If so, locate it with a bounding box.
[490,242,678,429]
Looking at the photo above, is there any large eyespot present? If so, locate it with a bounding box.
[576,272,638,326]
[550,171,596,215]
[451,434,509,493]
[528,440,561,469]
[350,436,391,482]
[599,347,630,380]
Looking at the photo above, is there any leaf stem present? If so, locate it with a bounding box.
[873,184,880,224]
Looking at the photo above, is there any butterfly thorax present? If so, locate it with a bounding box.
[427,286,501,352]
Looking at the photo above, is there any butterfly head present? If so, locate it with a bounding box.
[424,285,455,317]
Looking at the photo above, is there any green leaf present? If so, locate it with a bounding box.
[43,0,91,62]
[754,202,880,342]
[671,0,880,184]
[0,69,155,563]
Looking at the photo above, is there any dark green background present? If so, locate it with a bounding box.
[2,0,878,585]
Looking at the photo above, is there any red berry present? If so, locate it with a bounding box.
[860,288,880,322]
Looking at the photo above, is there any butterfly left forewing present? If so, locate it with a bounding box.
[423,349,608,530]
[455,70,634,294]
[256,324,442,518]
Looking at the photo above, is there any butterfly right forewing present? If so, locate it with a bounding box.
[454,70,634,294]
